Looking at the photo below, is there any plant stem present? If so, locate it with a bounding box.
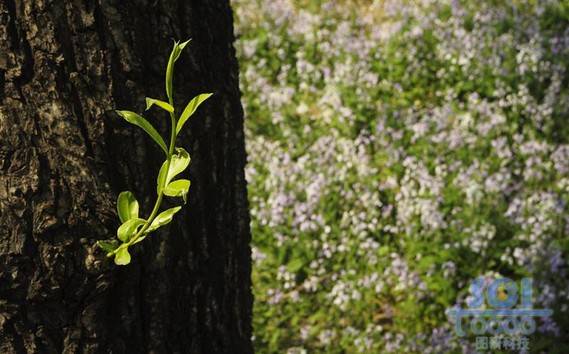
[125,103,177,248]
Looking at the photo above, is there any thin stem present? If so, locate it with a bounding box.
[125,102,177,248]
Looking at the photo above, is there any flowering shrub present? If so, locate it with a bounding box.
[234,0,569,352]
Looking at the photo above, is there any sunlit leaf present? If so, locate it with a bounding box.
[178,39,191,51]
[167,148,191,181]
[117,218,146,242]
[117,191,139,223]
[147,206,182,232]
[115,246,131,265]
[145,97,174,113]
[157,160,168,195]
[116,110,168,155]
[164,179,191,201]
[165,39,191,101]
[156,148,191,194]
[165,44,177,100]
[97,240,119,254]
[176,93,213,135]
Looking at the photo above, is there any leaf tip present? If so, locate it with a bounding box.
[179,38,192,50]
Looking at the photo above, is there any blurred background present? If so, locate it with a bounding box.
[232,0,569,352]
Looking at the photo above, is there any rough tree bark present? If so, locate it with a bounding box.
[0,0,252,353]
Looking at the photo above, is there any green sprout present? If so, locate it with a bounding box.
[97,39,212,265]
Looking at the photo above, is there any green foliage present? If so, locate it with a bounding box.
[235,0,569,352]
[115,246,131,265]
[117,191,139,223]
[166,39,191,101]
[148,206,182,232]
[164,179,191,202]
[177,93,213,135]
[116,110,168,155]
[117,218,146,242]
[96,40,212,265]
[145,97,175,113]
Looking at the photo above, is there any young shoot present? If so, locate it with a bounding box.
[96,39,212,265]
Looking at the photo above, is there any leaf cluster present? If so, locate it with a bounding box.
[97,40,212,265]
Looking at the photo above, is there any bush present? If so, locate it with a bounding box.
[234,0,569,352]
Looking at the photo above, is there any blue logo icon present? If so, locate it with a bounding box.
[447,277,553,351]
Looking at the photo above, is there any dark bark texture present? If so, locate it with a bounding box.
[0,0,252,353]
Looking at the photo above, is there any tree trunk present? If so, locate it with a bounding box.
[0,0,252,353]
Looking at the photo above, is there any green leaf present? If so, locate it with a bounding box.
[116,110,168,155]
[117,218,146,242]
[156,148,191,194]
[97,240,119,254]
[147,206,182,232]
[178,39,191,51]
[117,191,139,223]
[164,179,191,201]
[287,258,304,273]
[176,93,213,135]
[115,246,131,265]
[165,49,176,101]
[165,39,191,101]
[145,97,174,113]
[157,160,168,195]
[167,148,191,181]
